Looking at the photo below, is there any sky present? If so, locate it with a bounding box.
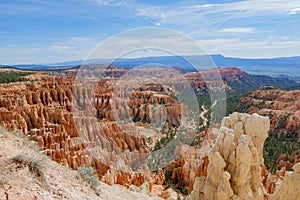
[0,0,300,64]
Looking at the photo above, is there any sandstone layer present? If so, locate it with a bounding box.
[190,112,270,200]
[1,68,299,199]
[0,75,181,188]
[241,88,300,133]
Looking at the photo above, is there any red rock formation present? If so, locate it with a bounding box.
[2,68,297,199]
[163,146,209,190]
[241,88,300,133]
[0,73,185,191]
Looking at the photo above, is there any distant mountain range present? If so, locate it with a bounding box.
[1,54,300,81]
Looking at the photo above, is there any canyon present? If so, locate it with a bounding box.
[0,71,191,198]
[0,67,299,199]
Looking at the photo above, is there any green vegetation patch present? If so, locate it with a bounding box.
[263,115,300,173]
[163,167,191,196]
[0,71,33,83]
[11,155,44,177]
[78,166,101,195]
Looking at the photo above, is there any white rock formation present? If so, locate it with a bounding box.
[190,112,270,200]
[269,163,300,200]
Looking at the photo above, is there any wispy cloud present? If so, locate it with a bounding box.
[49,45,76,53]
[0,36,101,64]
[91,0,123,7]
[198,37,300,58]
[287,8,300,15]
[1,0,300,64]
[218,27,256,33]
[135,0,300,26]
[183,4,219,9]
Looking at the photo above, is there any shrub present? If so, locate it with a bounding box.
[181,186,190,195]
[78,166,101,195]
[11,155,43,177]
[12,155,24,164]
[29,160,42,176]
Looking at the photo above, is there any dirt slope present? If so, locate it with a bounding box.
[0,126,161,200]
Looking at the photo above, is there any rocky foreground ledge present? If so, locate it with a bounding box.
[0,126,161,200]
[189,112,300,200]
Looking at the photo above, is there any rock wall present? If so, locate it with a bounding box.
[190,112,270,200]
[241,88,300,133]
[0,76,182,188]
[164,146,209,190]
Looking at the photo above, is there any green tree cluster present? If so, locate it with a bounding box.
[0,71,32,83]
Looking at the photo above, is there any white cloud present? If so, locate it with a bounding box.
[130,0,300,60]
[85,28,210,60]
[91,0,123,7]
[287,8,300,15]
[184,4,219,9]
[218,27,256,33]
[2,0,300,64]
[2,34,300,64]
[0,37,100,64]
[134,0,300,26]
[136,6,163,19]
[198,37,300,58]
[49,45,76,53]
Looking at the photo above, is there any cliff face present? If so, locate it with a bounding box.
[218,68,296,93]
[241,88,300,133]
[1,68,299,199]
[0,68,229,196]
[190,113,270,200]
[183,68,296,95]
[0,75,183,188]
[190,112,300,200]
[239,88,300,187]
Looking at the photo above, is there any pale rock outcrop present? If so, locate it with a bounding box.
[190,112,270,200]
[269,163,300,200]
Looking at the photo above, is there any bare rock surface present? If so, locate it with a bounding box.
[268,163,300,200]
[0,126,161,200]
[0,76,179,187]
[190,113,270,200]
[241,88,300,132]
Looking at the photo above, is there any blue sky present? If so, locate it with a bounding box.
[0,0,300,64]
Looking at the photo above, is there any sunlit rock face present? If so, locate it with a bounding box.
[0,75,183,188]
[269,163,300,200]
[190,112,270,200]
[241,88,300,133]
